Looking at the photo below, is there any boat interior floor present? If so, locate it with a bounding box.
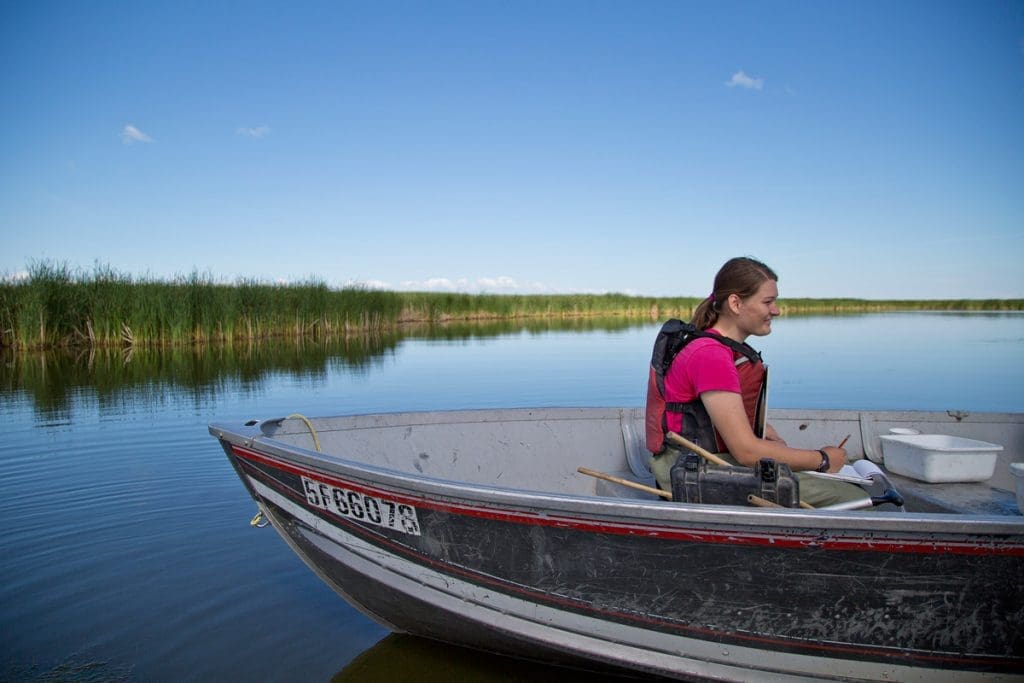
[594,467,1022,516]
[886,474,1020,516]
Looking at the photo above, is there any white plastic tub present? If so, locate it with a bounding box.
[1011,462,1024,513]
[879,434,1002,483]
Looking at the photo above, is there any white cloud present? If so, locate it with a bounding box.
[342,278,391,290]
[426,277,459,290]
[477,276,521,290]
[237,125,271,138]
[398,276,551,294]
[3,270,29,283]
[121,124,154,144]
[725,70,764,90]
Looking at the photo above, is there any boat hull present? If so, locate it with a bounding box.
[215,415,1024,682]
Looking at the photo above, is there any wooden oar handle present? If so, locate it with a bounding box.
[748,494,783,508]
[576,467,671,499]
[665,432,730,466]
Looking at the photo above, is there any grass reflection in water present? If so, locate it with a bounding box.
[334,634,653,683]
[0,317,647,419]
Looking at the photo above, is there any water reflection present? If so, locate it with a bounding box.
[6,312,1024,421]
[2,312,1021,681]
[333,634,653,682]
[0,317,645,420]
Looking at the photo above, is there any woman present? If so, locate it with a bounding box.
[650,256,866,508]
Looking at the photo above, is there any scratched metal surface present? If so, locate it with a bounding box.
[219,406,1024,679]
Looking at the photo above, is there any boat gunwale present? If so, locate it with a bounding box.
[210,407,1024,538]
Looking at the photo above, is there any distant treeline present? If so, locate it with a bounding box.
[2,262,1021,349]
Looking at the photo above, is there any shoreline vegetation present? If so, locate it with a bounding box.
[3,263,1022,350]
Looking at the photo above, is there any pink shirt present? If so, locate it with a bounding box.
[663,333,740,434]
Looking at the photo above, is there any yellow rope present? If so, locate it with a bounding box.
[286,413,322,452]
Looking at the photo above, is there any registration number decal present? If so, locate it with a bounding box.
[301,476,421,536]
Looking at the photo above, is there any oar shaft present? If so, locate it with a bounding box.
[577,467,671,499]
[747,494,783,508]
[665,432,730,466]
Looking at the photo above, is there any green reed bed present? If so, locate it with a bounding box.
[779,298,1024,313]
[1,263,407,349]
[396,291,701,322]
[2,263,1021,349]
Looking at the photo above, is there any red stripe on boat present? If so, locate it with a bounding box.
[231,445,1024,557]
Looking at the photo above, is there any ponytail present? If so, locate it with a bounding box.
[691,296,718,331]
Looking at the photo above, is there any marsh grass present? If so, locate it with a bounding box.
[2,262,1020,349]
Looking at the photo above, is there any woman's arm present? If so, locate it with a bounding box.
[763,423,786,444]
[701,390,846,472]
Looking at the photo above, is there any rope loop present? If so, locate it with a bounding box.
[286,413,322,452]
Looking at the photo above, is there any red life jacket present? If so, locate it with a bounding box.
[645,319,767,455]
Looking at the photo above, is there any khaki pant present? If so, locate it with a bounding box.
[650,447,868,508]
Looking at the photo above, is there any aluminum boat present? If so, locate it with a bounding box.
[210,407,1024,681]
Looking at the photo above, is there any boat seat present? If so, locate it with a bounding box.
[620,415,655,483]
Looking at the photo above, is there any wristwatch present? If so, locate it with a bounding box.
[816,449,831,473]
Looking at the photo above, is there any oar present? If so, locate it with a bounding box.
[666,432,816,509]
[664,432,730,466]
[748,494,784,508]
[576,467,671,499]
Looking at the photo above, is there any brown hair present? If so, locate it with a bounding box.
[690,257,778,330]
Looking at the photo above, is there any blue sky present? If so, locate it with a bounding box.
[2,1,1022,299]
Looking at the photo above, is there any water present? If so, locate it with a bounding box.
[2,313,1022,681]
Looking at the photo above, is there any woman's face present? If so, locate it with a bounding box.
[735,279,780,337]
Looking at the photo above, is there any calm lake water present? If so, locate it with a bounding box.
[2,313,1022,682]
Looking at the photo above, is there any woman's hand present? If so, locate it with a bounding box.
[820,446,847,473]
